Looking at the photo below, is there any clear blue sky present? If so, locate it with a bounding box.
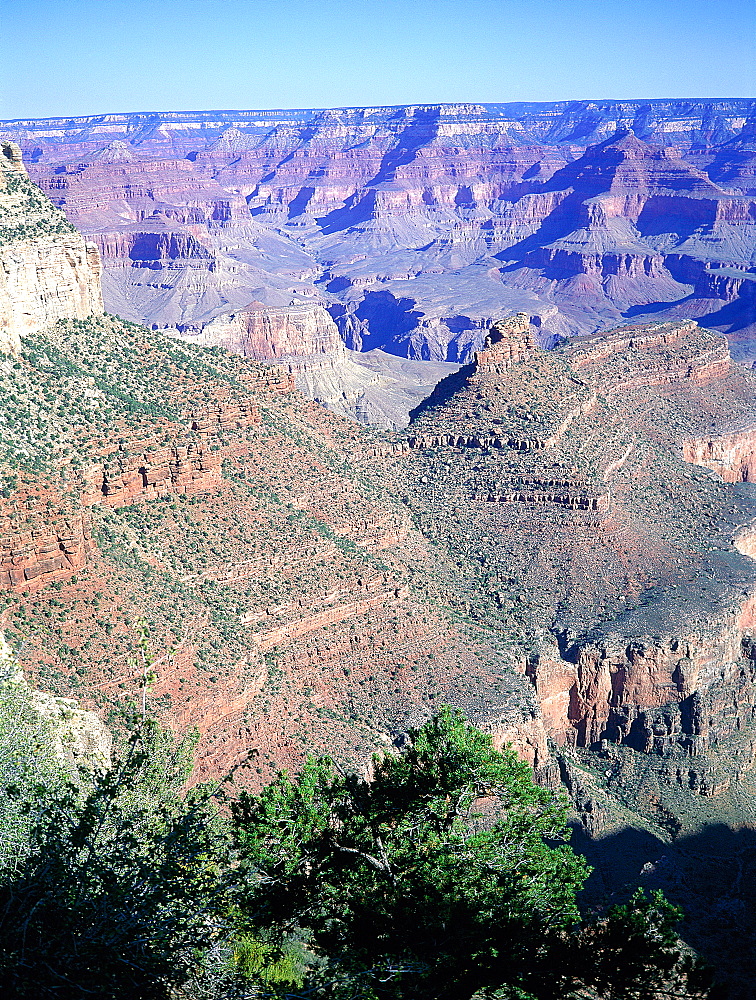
[1,0,754,119]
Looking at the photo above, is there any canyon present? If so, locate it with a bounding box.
[3,125,756,993]
[0,99,752,400]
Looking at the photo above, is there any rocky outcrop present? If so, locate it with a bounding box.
[0,632,111,772]
[405,312,597,462]
[396,313,756,826]
[245,578,410,652]
[527,600,756,754]
[0,143,103,353]
[473,314,538,370]
[0,233,103,351]
[83,440,224,507]
[170,302,458,430]
[79,398,263,508]
[0,489,93,592]
[29,685,112,772]
[683,427,756,482]
[180,302,344,361]
[0,395,268,592]
[567,319,732,387]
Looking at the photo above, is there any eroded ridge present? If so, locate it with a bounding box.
[400,313,608,510]
[566,319,732,387]
[389,313,756,810]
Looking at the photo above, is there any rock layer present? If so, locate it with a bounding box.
[3,100,754,373]
[0,143,102,353]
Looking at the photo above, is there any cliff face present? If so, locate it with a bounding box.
[528,604,756,756]
[0,143,102,353]
[683,426,756,482]
[0,488,93,592]
[4,99,754,372]
[170,301,459,430]
[176,302,346,361]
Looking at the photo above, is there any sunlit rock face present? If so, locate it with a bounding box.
[0,632,111,773]
[165,300,460,430]
[0,142,103,354]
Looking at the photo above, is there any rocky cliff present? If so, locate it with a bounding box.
[179,302,346,361]
[0,311,542,788]
[3,99,754,376]
[0,142,103,353]
[170,301,459,429]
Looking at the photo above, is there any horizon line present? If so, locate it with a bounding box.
[2,95,755,126]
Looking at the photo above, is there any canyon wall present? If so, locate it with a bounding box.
[2,148,756,988]
[395,311,756,848]
[2,99,753,373]
[171,301,349,363]
[0,142,103,353]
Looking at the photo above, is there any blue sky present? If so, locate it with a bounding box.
[1,0,754,119]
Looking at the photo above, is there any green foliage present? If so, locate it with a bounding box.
[0,165,76,243]
[0,680,68,875]
[0,723,230,999]
[0,311,253,477]
[231,708,713,1000]
[0,707,712,999]
[231,931,308,988]
[560,889,714,1000]
[232,707,588,999]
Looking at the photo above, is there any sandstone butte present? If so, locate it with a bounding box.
[5,138,756,994]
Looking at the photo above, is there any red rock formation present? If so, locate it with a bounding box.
[567,319,732,385]
[527,593,756,756]
[6,101,754,364]
[0,489,93,592]
[246,580,410,652]
[473,313,538,370]
[395,314,756,787]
